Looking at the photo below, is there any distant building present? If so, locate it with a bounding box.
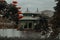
[18,8,41,30]
[19,13,40,30]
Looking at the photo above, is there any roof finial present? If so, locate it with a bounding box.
[27,8,29,12]
[25,8,30,13]
[37,8,39,12]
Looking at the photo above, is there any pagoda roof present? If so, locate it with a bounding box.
[19,17,40,21]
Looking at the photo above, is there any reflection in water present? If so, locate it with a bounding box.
[0,29,22,37]
[0,29,51,39]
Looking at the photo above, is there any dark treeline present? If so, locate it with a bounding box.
[48,0,60,39]
[0,0,20,28]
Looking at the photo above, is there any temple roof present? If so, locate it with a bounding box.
[19,17,40,20]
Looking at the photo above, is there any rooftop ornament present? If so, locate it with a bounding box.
[17,6,21,9]
[18,11,23,19]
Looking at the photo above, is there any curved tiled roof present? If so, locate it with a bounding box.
[20,16,40,20]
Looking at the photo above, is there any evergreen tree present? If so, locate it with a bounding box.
[49,0,60,39]
[0,0,19,28]
[6,4,19,28]
[0,1,7,10]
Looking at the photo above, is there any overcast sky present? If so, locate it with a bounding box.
[6,0,56,13]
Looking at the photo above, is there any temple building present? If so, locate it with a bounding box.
[19,8,40,30]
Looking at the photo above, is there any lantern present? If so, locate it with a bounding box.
[17,6,21,9]
[12,0,18,6]
[18,11,23,19]
[12,3,17,6]
[12,0,18,4]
